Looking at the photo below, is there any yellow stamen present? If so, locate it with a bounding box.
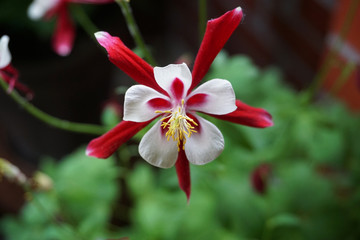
[155,99,198,151]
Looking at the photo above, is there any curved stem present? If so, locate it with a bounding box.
[70,5,99,41]
[115,0,156,65]
[330,61,356,95]
[0,77,106,135]
[198,0,207,42]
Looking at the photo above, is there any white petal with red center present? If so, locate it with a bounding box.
[0,35,11,69]
[139,120,178,168]
[184,115,224,165]
[28,0,59,19]
[154,63,192,100]
[187,79,236,115]
[123,85,171,122]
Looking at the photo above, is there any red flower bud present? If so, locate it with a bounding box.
[250,163,271,194]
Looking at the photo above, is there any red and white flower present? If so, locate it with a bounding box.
[0,35,33,98]
[86,7,273,200]
[28,0,114,56]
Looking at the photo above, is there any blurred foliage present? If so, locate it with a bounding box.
[1,148,119,240]
[2,52,360,239]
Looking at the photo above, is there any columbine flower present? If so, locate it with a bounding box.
[27,0,114,56]
[86,7,273,200]
[0,35,33,98]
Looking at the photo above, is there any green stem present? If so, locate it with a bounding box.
[198,0,207,42]
[70,5,99,41]
[115,0,156,65]
[304,0,360,102]
[304,55,336,102]
[0,78,106,135]
[330,61,356,95]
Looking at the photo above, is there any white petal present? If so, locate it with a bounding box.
[154,63,192,99]
[186,79,236,115]
[123,85,170,122]
[185,115,224,165]
[0,35,11,69]
[27,0,59,20]
[139,121,178,168]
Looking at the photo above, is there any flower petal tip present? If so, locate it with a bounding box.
[85,146,94,157]
[186,191,191,204]
[267,120,274,127]
[1,35,9,43]
[94,31,113,50]
[0,35,11,68]
[28,5,41,20]
[235,6,242,14]
[57,44,71,56]
[85,143,104,158]
[263,113,274,128]
[180,183,191,204]
[94,31,109,40]
[234,6,244,21]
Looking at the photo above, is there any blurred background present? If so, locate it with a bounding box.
[0,0,360,239]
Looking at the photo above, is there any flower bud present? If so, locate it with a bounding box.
[31,171,53,191]
[250,163,271,194]
[0,158,27,185]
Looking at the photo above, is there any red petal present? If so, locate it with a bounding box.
[175,145,191,202]
[209,100,273,128]
[190,7,243,92]
[95,32,166,94]
[52,5,75,56]
[0,65,34,99]
[86,120,152,158]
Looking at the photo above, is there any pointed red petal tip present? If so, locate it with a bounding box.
[235,6,243,16]
[94,31,112,49]
[94,31,166,94]
[85,143,99,157]
[190,6,244,91]
[175,148,191,202]
[52,7,75,56]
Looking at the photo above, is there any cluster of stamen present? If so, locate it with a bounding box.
[155,99,198,151]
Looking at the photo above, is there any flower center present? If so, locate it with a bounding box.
[155,99,198,151]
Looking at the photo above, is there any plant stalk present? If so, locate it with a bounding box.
[198,0,207,42]
[0,77,106,135]
[115,0,156,65]
[305,0,360,102]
